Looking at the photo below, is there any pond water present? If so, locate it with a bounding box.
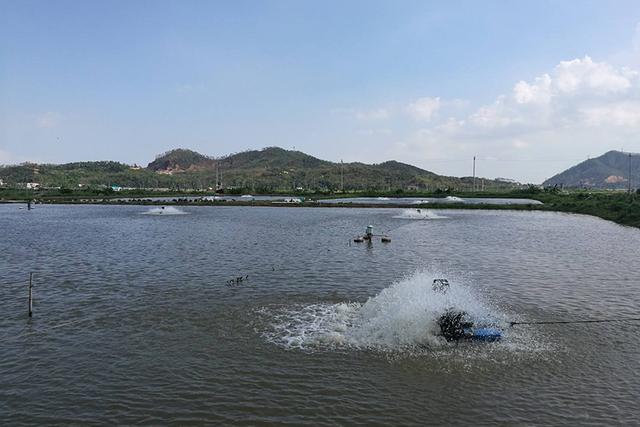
[1,204,639,425]
[318,196,543,205]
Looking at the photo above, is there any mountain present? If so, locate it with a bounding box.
[543,150,640,189]
[147,148,215,173]
[147,147,510,191]
[0,146,518,192]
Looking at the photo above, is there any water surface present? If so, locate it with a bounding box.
[318,196,543,205]
[1,205,639,425]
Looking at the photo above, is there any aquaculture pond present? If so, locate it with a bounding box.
[1,204,639,425]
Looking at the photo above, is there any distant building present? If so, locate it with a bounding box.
[26,182,41,189]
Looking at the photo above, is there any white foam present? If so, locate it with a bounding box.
[259,270,507,351]
[393,209,448,220]
[445,196,465,203]
[140,206,188,215]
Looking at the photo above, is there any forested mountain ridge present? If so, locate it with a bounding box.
[0,146,517,192]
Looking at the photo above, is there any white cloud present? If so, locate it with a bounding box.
[36,112,61,128]
[391,55,640,183]
[554,56,632,95]
[356,128,392,136]
[464,56,640,133]
[581,102,640,127]
[355,108,390,120]
[469,97,515,129]
[333,107,390,121]
[514,74,552,104]
[407,97,441,121]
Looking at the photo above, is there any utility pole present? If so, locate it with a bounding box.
[215,161,220,191]
[472,156,476,192]
[629,153,632,193]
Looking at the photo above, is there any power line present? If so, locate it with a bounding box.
[510,317,640,326]
[424,157,590,163]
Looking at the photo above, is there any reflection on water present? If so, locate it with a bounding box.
[1,205,639,425]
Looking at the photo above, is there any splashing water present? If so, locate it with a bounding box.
[140,206,189,215]
[259,270,510,352]
[393,209,448,220]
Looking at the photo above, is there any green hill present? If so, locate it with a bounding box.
[149,147,513,192]
[543,150,640,189]
[0,146,518,192]
[147,148,214,172]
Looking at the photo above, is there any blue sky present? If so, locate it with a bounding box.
[2,1,640,182]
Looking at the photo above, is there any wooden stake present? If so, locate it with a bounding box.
[28,272,33,317]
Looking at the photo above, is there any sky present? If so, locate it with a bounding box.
[1,0,640,183]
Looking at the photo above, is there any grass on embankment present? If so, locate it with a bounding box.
[530,191,640,229]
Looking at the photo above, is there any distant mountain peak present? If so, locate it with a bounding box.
[147,148,213,173]
[543,150,639,188]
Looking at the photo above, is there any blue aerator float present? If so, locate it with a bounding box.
[464,326,503,342]
[437,309,503,342]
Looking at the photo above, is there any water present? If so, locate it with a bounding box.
[318,196,543,205]
[1,204,639,425]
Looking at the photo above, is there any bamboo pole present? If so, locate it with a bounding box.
[28,272,33,317]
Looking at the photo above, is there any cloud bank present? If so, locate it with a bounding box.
[390,55,640,183]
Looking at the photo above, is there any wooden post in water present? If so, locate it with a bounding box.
[28,272,33,317]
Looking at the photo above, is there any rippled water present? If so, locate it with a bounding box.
[1,204,639,425]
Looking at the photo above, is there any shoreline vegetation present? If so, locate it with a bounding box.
[1,187,639,229]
